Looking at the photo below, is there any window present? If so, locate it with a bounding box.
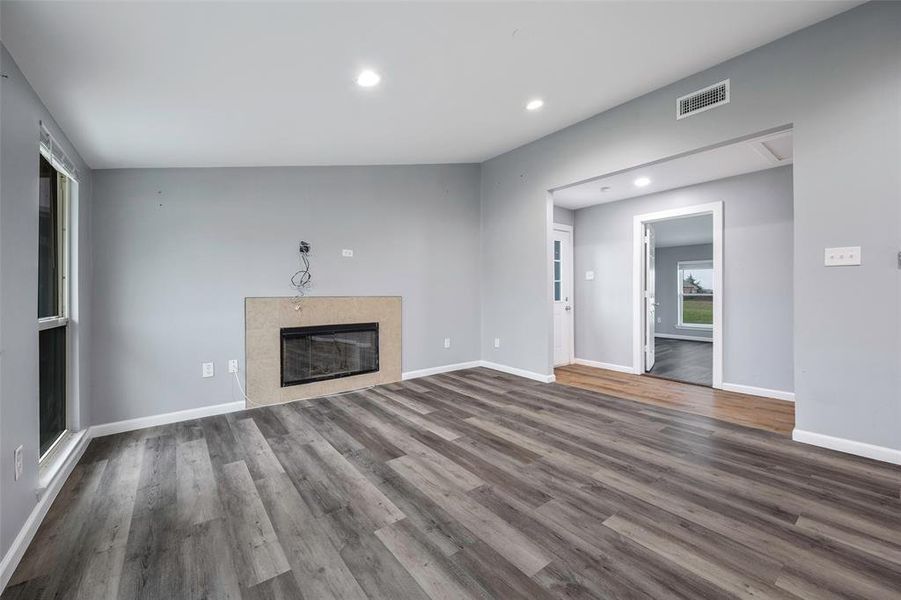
[677,260,713,329]
[38,152,70,458]
[553,240,562,301]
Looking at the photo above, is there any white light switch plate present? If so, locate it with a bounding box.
[342,249,354,257]
[202,362,214,378]
[443,337,451,349]
[494,337,501,348]
[585,271,595,280]
[825,246,861,267]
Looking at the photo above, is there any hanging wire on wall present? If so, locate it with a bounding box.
[291,241,312,311]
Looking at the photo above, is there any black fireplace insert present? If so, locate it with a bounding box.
[280,322,379,387]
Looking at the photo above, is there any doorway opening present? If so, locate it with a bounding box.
[635,205,721,387]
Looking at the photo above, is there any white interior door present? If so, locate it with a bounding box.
[553,227,573,366]
[644,224,656,371]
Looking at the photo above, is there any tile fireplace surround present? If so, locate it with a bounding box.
[245,296,402,407]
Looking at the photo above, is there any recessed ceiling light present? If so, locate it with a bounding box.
[356,70,381,88]
[634,177,651,188]
[525,99,544,111]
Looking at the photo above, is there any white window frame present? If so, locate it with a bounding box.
[677,259,713,330]
[38,144,74,463]
[553,239,563,302]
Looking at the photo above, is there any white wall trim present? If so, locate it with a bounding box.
[0,429,91,592]
[633,201,723,388]
[480,361,555,383]
[793,429,901,466]
[402,361,481,380]
[89,400,245,438]
[721,382,795,402]
[573,358,634,374]
[655,333,713,343]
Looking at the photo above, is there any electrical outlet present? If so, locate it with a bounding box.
[443,337,451,349]
[342,249,354,257]
[494,337,501,349]
[585,271,595,280]
[14,445,23,481]
[228,359,239,373]
[657,317,662,324]
[202,362,214,378]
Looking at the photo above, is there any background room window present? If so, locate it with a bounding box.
[38,152,70,458]
[677,260,713,329]
[553,240,562,301]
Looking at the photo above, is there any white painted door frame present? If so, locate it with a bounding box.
[644,224,656,371]
[552,224,575,366]
[632,202,723,388]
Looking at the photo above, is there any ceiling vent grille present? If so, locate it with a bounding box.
[676,80,730,120]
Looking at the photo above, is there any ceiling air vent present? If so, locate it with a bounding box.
[676,79,730,120]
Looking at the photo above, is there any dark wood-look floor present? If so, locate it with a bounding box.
[5,368,900,600]
[556,363,796,435]
[648,337,713,386]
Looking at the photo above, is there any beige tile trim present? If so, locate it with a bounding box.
[245,296,402,406]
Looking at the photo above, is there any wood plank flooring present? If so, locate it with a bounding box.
[648,337,713,387]
[4,367,899,599]
[556,363,795,434]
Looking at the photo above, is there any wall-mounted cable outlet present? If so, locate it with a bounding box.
[202,362,214,378]
[14,445,23,481]
[228,359,239,373]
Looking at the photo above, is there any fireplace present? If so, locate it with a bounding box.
[280,322,379,387]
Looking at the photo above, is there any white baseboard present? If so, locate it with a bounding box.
[721,382,795,402]
[479,361,555,383]
[572,358,635,374]
[0,429,91,591]
[89,400,245,438]
[793,429,901,465]
[402,361,481,380]
[655,333,713,343]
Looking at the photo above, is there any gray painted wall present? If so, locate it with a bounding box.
[0,44,94,561]
[573,168,793,392]
[90,164,481,424]
[654,243,713,340]
[553,205,573,226]
[481,3,900,450]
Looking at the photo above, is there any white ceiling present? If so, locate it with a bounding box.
[0,1,853,169]
[553,129,793,210]
[653,214,713,248]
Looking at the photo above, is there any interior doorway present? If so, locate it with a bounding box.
[552,224,574,366]
[639,211,717,387]
[549,127,795,431]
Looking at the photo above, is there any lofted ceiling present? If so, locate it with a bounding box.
[553,129,793,210]
[1,1,853,169]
